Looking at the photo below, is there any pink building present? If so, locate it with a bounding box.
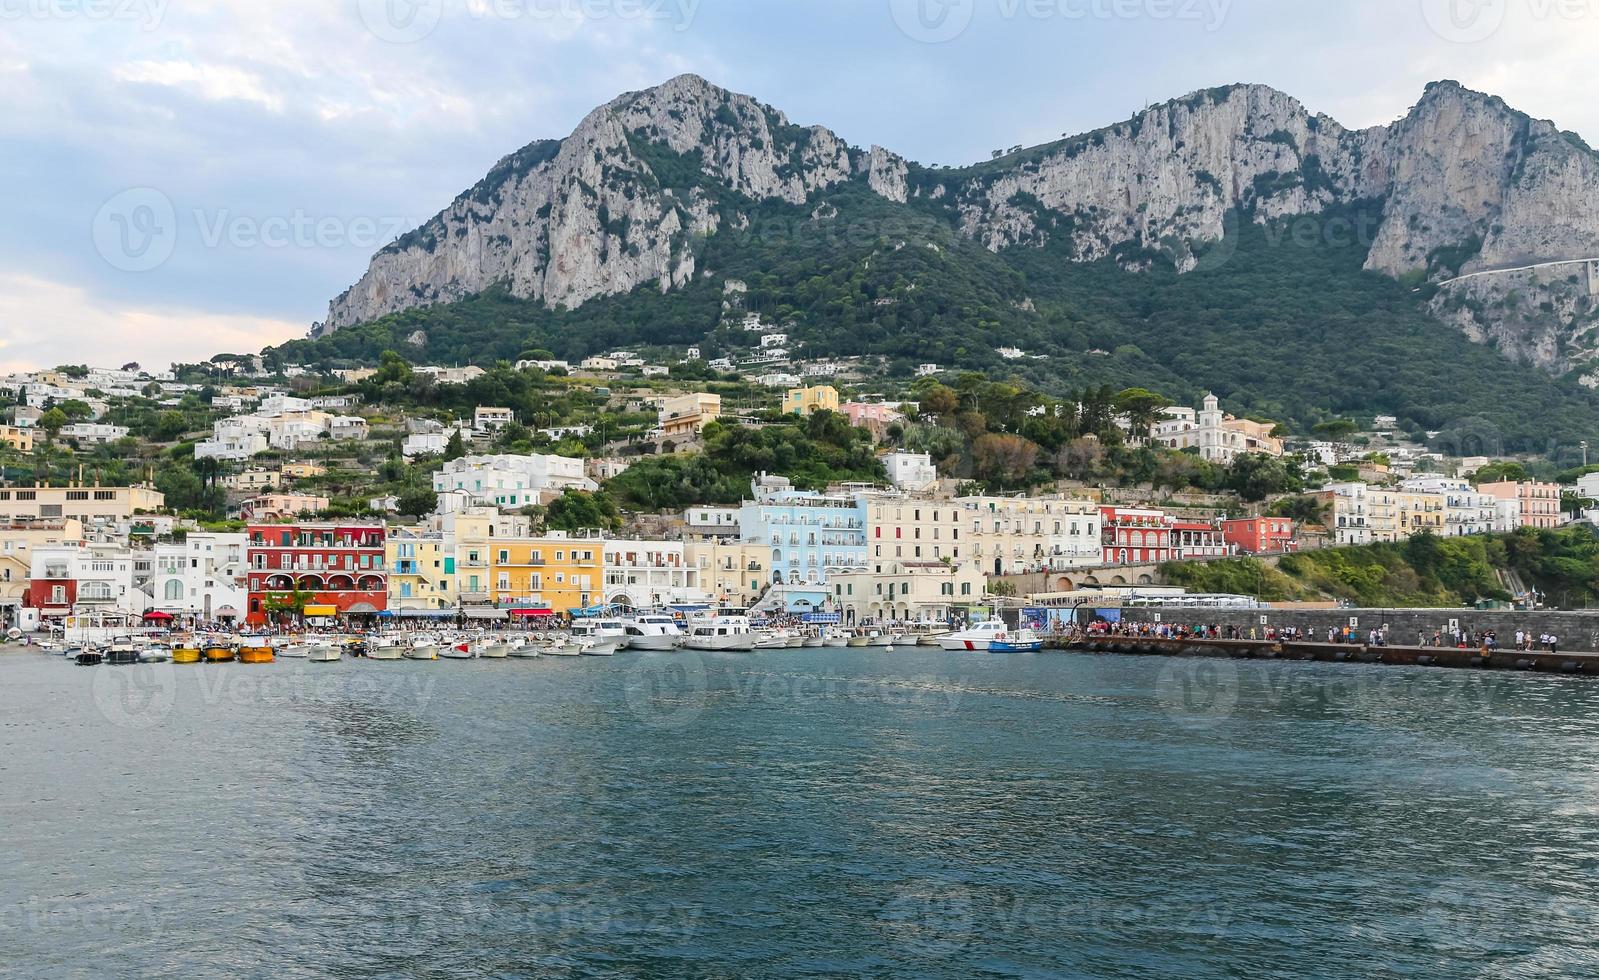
[1477,481,1561,530]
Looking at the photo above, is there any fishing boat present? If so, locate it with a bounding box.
[306,640,343,663]
[172,646,202,665]
[987,629,1044,654]
[845,630,871,648]
[681,614,757,652]
[621,613,684,651]
[75,650,103,667]
[239,645,276,664]
[937,620,1013,652]
[204,644,236,663]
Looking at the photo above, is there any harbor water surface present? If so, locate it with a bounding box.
[5,647,1599,978]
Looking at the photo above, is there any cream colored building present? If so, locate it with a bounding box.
[687,540,769,608]
[1154,394,1284,463]
[0,484,163,524]
[658,392,722,441]
[958,495,1102,576]
[830,560,987,625]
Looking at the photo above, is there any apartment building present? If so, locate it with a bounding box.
[491,533,602,614]
[386,527,455,614]
[602,540,706,608]
[0,484,164,525]
[148,532,249,622]
[432,454,597,509]
[830,560,987,626]
[1478,481,1562,530]
[686,540,769,608]
[245,523,387,624]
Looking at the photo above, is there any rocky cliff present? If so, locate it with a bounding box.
[322,75,1599,375]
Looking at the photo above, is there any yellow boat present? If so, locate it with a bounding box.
[204,647,236,663]
[239,646,275,664]
[173,647,202,664]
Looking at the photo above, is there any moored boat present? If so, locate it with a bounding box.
[75,650,103,667]
[681,614,757,652]
[507,637,542,658]
[988,629,1043,654]
[172,646,202,664]
[306,640,342,663]
[937,620,1013,652]
[440,640,475,660]
[139,644,172,664]
[369,636,406,660]
[204,645,236,663]
[577,637,619,657]
[239,646,276,664]
[474,637,510,659]
[621,614,684,651]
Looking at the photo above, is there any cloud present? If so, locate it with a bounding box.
[0,274,303,373]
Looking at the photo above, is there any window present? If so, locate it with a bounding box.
[164,580,183,600]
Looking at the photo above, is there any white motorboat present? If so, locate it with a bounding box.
[868,631,901,648]
[802,631,825,648]
[681,615,757,652]
[404,638,440,661]
[138,644,172,664]
[475,636,510,659]
[307,640,343,663]
[278,640,310,659]
[571,618,627,650]
[577,636,619,657]
[621,614,684,651]
[542,637,582,657]
[937,620,1013,652]
[440,640,475,660]
[507,637,542,659]
[370,636,406,660]
[754,630,792,650]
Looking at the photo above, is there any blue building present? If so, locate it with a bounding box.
[738,476,868,611]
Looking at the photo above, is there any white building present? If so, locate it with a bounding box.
[147,533,249,622]
[1323,482,1372,546]
[27,543,148,621]
[883,452,938,491]
[1154,395,1284,463]
[685,506,741,538]
[601,540,708,608]
[60,423,129,445]
[432,454,597,509]
[474,406,515,431]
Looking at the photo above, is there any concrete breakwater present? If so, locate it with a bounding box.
[1055,636,1599,677]
[1108,607,1599,649]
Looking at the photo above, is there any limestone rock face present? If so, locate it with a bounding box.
[322,76,1599,373]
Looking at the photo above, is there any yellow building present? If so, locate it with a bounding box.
[659,392,722,441]
[0,425,34,453]
[387,527,454,612]
[686,540,769,608]
[783,385,840,416]
[490,532,602,613]
[281,462,328,480]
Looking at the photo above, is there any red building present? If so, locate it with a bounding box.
[246,523,387,625]
[1221,517,1297,555]
[1100,507,1172,565]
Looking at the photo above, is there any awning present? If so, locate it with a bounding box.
[346,603,380,614]
[394,609,455,619]
[142,610,175,621]
[303,605,339,617]
[215,605,239,618]
[509,608,555,618]
[462,608,509,621]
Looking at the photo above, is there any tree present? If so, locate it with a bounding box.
[443,430,467,462]
[1114,387,1173,440]
[918,384,959,422]
[1269,494,1330,526]
[263,589,316,624]
[38,408,66,441]
[376,350,414,386]
[972,434,1039,490]
[1473,461,1530,484]
[542,489,621,532]
[58,399,93,421]
[1312,419,1359,443]
[1226,453,1304,503]
[396,488,439,517]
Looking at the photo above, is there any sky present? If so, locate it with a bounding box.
[4,0,1597,372]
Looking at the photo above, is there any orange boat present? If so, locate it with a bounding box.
[204,646,236,663]
[239,646,275,664]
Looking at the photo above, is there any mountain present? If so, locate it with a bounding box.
[280,75,1599,454]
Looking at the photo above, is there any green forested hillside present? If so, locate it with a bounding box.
[272,175,1599,453]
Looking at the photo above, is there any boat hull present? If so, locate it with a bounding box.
[987,641,1043,653]
[682,637,756,653]
[239,648,275,664]
[307,649,343,663]
[204,648,236,663]
[623,634,681,651]
[173,648,202,664]
[404,647,439,661]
